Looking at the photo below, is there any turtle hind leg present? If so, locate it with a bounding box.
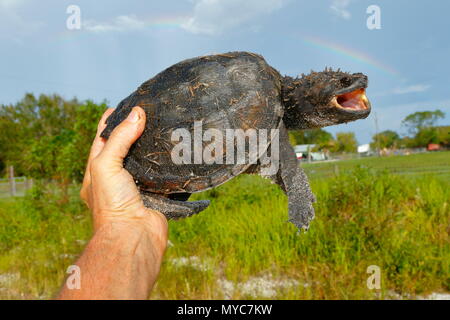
[141,191,210,220]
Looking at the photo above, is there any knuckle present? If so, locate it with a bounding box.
[79,187,89,206]
[110,125,129,141]
[90,157,104,173]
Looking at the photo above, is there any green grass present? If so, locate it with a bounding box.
[303,151,450,180]
[0,152,449,299]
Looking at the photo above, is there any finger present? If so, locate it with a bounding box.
[80,184,92,206]
[89,108,115,161]
[81,108,114,199]
[96,106,146,170]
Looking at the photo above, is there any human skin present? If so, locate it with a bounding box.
[58,106,168,300]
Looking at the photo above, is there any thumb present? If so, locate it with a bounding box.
[96,106,146,170]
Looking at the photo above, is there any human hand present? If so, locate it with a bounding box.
[80,106,168,252]
[58,107,168,299]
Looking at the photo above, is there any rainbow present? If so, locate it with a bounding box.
[294,34,399,77]
[54,14,400,78]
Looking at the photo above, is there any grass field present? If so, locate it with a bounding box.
[303,151,450,180]
[0,151,449,299]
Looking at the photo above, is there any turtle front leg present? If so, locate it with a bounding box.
[269,122,316,231]
[140,191,210,220]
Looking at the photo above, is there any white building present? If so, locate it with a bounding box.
[294,144,326,161]
[357,144,371,156]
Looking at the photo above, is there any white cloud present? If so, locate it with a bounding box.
[0,0,43,42]
[84,15,147,33]
[392,84,431,95]
[372,84,432,98]
[330,0,352,20]
[84,0,287,35]
[182,0,286,35]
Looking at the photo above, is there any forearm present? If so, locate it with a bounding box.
[58,219,167,300]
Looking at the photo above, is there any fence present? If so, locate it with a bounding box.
[0,166,33,198]
[303,151,450,180]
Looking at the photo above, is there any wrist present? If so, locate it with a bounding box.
[93,209,169,255]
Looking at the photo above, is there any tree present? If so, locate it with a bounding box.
[332,132,358,153]
[0,157,4,177]
[414,127,440,147]
[402,110,445,135]
[397,136,415,148]
[436,126,450,146]
[371,130,400,150]
[58,100,108,182]
[401,110,446,147]
[288,128,333,146]
[0,93,106,186]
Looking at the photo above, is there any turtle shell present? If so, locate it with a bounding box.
[101,51,283,194]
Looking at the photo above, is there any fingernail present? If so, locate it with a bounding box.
[127,108,140,123]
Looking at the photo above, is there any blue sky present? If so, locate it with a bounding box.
[1,0,449,144]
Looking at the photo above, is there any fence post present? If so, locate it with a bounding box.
[334,164,339,176]
[25,178,34,191]
[307,146,311,163]
[8,165,16,197]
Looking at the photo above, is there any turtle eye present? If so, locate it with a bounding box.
[340,76,352,87]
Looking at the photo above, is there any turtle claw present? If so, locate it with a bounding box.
[141,192,210,220]
[288,199,315,232]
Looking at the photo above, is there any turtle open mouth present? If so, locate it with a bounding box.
[332,88,370,111]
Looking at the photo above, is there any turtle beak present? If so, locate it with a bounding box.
[332,88,371,111]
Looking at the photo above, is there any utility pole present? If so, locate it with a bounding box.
[8,165,16,197]
[374,112,380,156]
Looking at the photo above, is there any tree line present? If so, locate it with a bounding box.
[0,93,106,189]
[373,110,448,150]
[0,94,448,183]
[289,110,448,153]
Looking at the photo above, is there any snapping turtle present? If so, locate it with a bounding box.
[101,51,371,231]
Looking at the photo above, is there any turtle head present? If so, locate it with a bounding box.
[282,69,371,130]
